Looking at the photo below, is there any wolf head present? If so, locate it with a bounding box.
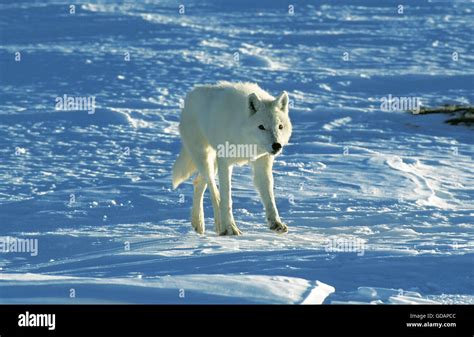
[244,91,292,156]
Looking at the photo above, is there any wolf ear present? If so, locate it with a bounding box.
[275,91,289,112]
[248,93,261,115]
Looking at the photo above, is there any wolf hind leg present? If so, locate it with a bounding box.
[191,174,207,234]
[203,157,221,234]
[194,156,220,234]
[181,129,221,234]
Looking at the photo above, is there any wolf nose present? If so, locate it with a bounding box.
[272,143,282,152]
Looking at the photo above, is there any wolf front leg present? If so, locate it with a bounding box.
[252,155,288,234]
[217,158,242,235]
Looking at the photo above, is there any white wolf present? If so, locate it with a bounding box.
[172,81,292,235]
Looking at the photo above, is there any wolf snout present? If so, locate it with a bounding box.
[271,142,282,154]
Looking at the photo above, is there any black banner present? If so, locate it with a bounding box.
[0,305,473,337]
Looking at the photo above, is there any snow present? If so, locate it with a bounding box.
[0,0,473,304]
[0,273,333,304]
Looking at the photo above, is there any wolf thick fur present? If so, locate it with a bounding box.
[172,81,292,235]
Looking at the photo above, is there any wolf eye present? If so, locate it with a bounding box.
[258,125,265,130]
[279,124,283,130]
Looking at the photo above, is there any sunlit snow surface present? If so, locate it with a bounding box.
[0,0,473,304]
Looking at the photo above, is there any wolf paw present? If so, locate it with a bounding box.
[269,220,288,234]
[191,214,205,234]
[191,220,205,234]
[219,223,242,236]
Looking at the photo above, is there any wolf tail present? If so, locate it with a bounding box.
[172,146,196,189]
